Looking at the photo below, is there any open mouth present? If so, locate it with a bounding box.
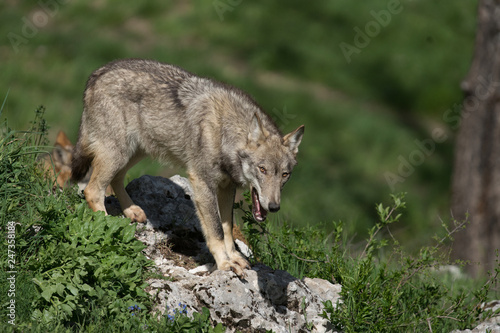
[251,187,268,222]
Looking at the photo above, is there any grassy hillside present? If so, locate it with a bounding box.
[0,0,478,248]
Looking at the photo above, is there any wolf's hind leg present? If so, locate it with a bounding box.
[84,153,121,214]
[110,153,146,222]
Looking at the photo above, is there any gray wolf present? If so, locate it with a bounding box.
[38,131,112,194]
[71,59,304,277]
[39,130,74,188]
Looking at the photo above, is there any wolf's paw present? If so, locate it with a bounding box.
[230,252,251,270]
[218,256,251,278]
[123,205,147,223]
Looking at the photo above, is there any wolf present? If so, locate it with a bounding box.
[71,59,304,277]
[39,131,74,188]
[38,130,113,194]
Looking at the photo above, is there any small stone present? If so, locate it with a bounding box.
[189,263,215,275]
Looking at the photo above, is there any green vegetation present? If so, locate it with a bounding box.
[0,0,478,248]
[1,108,498,332]
[30,203,151,324]
[241,193,500,332]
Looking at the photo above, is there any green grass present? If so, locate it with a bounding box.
[0,0,479,263]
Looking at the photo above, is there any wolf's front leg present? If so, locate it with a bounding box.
[217,182,251,271]
[189,173,249,278]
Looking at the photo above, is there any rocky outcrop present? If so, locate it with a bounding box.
[147,264,340,333]
[105,175,342,333]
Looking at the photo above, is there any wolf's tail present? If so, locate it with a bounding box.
[71,142,93,182]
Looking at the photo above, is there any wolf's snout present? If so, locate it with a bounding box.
[268,202,280,213]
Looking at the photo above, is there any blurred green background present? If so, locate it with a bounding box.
[1,0,477,250]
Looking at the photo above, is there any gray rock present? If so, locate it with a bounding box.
[147,264,338,333]
[110,175,342,332]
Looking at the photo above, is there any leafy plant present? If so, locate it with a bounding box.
[29,203,152,325]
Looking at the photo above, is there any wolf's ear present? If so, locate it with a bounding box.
[55,131,72,149]
[248,113,268,144]
[283,125,304,156]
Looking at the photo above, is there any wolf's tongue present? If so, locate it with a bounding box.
[252,188,268,222]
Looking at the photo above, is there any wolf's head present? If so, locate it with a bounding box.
[238,114,304,222]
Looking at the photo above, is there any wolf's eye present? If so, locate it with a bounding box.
[282,172,290,178]
[259,166,267,174]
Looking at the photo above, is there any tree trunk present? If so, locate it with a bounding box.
[451,0,500,277]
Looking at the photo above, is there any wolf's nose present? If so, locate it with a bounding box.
[268,203,280,212]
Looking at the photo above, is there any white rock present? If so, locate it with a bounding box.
[188,264,215,275]
[235,239,253,258]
